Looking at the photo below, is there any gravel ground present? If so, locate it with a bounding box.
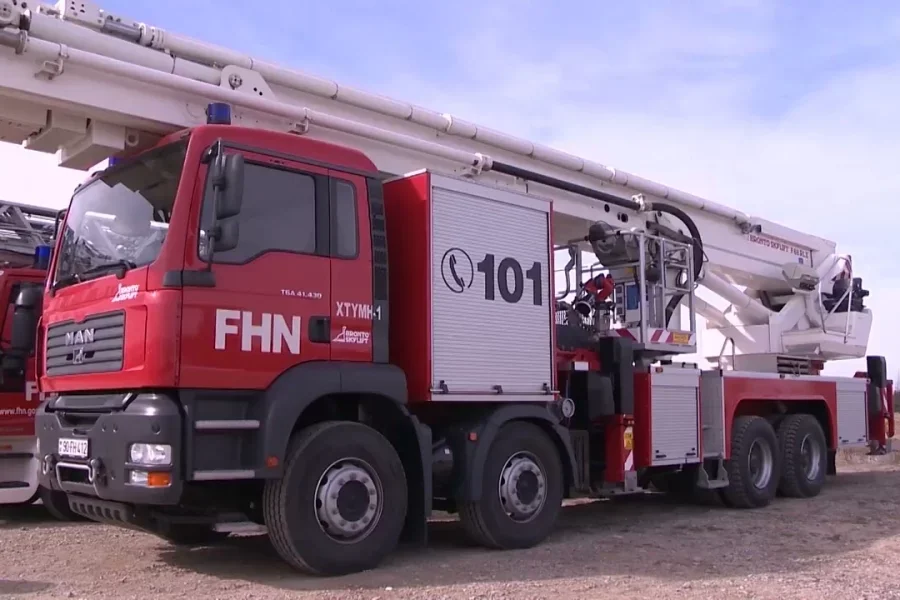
[3,449,900,600]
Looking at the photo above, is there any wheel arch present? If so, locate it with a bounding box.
[729,397,836,452]
[459,403,579,504]
[257,361,431,543]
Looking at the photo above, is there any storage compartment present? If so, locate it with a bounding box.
[649,367,701,466]
[699,370,726,459]
[383,170,555,403]
[836,379,868,447]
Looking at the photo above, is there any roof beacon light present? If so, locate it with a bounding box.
[206,102,232,125]
[33,245,52,270]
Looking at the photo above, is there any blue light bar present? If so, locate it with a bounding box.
[206,102,232,125]
[33,245,52,270]
[108,157,121,167]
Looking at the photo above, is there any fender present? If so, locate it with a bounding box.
[255,360,433,544]
[258,360,410,473]
[452,403,579,503]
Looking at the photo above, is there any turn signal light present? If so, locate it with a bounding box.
[147,472,172,487]
[130,470,172,487]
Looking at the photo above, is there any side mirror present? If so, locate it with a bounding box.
[15,286,43,310]
[215,153,244,220]
[2,285,43,372]
[213,218,240,253]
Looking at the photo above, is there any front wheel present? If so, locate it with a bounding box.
[459,420,564,550]
[263,421,408,576]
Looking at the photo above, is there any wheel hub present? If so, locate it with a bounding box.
[315,458,382,542]
[747,439,773,489]
[498,452,546,522]
[800,433,822,480]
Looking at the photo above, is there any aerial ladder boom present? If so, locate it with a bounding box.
[0,200,58,265]
[0,0,873,371]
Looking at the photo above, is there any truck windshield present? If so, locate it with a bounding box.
[52,140,187,290]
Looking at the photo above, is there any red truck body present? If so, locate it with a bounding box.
[0,262,78,515]
[0,268,45,437]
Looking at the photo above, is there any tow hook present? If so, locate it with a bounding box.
[89,458,105,485]
[41,453,55,475]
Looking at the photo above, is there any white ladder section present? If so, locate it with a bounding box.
[0,200,58,266]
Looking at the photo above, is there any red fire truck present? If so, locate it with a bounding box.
[0,200,78,519]
[0,0,892,577]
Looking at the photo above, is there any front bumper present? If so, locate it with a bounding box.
[35,392,184,507]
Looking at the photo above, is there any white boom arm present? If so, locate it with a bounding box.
[0,0,873,370]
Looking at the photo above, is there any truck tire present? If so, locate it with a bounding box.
[721,415,781,509]
[39,486,83,521]
[459,420,563,550]
[775,413,827,498]
[262,420,408,576]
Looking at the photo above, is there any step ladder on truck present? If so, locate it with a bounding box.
[0,199,79,519]
[0,0,893,575]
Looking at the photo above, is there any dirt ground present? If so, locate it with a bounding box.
[3,449,900,600]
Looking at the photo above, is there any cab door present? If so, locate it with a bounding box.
[328,171,374,363]
[178,148,332,391]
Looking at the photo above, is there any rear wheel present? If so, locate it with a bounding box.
[263,421,408,576]
[776,413,827,498]
[721,415,781,508]
[459,420,564,550]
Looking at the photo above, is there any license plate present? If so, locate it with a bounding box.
[58,437,89,459]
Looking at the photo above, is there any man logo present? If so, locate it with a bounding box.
[72,348,85,365]
[65,328,95,346]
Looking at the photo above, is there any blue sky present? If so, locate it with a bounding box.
[1,0,898,376]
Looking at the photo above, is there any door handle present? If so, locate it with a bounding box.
[308,316,330,343]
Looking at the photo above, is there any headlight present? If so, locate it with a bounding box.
[129,443,172,466]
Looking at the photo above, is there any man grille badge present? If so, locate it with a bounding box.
[65,328,95,346]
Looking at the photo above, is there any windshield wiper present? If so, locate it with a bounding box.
[53,260,137,291]
[78,259,137,281]
[52,273,82,291]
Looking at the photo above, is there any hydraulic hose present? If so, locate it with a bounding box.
[490,161,642,211]
[647,202,704,327]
